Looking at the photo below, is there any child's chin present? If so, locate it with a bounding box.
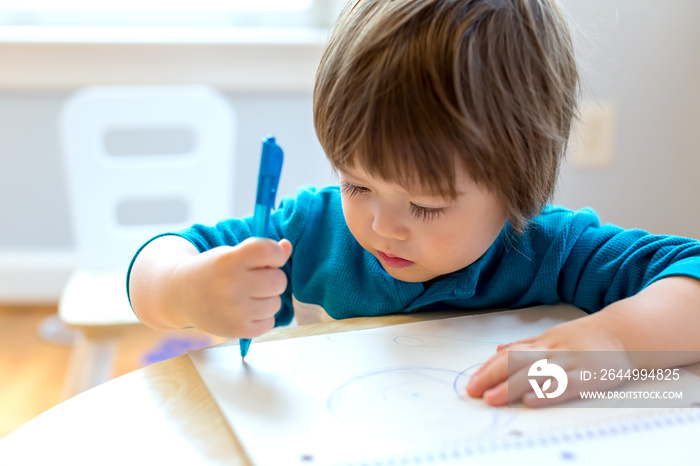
[382,266,433,283]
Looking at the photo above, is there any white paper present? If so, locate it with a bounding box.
[188,305,700,465]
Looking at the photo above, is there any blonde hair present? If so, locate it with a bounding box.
[313,0,579,233]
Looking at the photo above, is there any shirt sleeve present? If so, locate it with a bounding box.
[518,206,700,313]
[126,186,319,326]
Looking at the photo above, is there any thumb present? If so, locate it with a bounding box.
[278,238,293,259]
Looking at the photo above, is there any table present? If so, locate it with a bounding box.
[0,311,469,465]
[4,308,700,465]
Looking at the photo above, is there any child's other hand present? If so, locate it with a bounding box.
[168,237,293,339]
[465,312,630,407]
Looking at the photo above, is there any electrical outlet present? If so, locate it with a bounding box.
[568,100,617,170]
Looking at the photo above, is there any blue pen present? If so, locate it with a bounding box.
[240,135,284,359]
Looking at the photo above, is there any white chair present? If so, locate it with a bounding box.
[58,85,236,398]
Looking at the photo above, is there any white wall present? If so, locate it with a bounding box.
[555,0,700,235]
[1,0,700,301]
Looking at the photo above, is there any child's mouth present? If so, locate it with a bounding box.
[377,251,414,268]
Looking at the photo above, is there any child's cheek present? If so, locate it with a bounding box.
[341,197,370,242]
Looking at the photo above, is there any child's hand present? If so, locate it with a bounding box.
[167,237,293,339]
[466,311,630,407]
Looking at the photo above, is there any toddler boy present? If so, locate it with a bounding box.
[128,0,700,406]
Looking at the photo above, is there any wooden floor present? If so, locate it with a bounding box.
[0,303,221,439]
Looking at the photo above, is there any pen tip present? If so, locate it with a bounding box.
[239,338,251,358]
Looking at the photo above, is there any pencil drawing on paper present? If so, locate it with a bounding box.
[325,336,518,441]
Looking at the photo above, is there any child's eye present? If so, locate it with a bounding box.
[409,203,445,222]
[340,180,370,197]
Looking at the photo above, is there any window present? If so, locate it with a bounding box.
[0,0,343,91]
[0,0,343,29]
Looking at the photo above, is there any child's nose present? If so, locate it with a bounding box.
[371,205,409,241]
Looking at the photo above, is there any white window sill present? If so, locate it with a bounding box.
[0,26,328,92]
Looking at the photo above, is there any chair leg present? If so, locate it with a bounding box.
[61,326,125,400]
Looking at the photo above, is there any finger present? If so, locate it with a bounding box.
[497,337,536,352]
[466,350,509,397]
[247,268,288,298]
[248,295,283,319]
[468,342,538,398]
[483,365,537,407]
[278,238,293,257]
[237,316,276,339]
[238,237,292,268]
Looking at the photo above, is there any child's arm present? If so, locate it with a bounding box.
[128,234,292,338]
[467,275,700,406]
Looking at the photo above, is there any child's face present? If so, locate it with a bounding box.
[339,164,508,283]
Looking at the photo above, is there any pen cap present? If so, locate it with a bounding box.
[256,136,284,207]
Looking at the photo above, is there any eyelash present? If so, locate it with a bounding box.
[408,203,445,222]
[340,180,446,222]
[340,180,370,198]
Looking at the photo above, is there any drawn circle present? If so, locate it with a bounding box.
[452,363,482,398]
[328,366,515,441]
[393,336,426,347]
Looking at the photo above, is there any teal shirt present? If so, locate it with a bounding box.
[127,186,700,326]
